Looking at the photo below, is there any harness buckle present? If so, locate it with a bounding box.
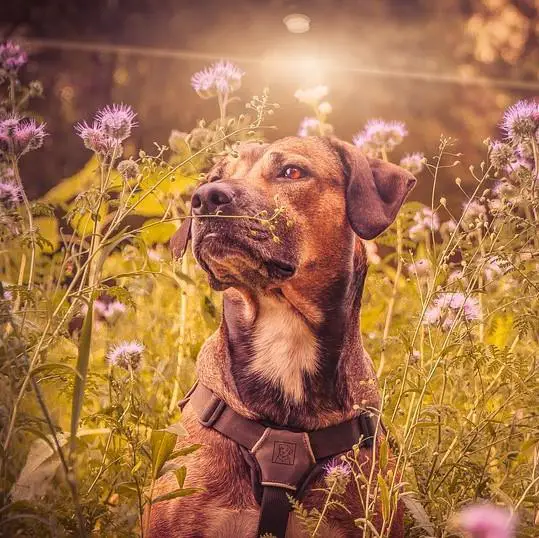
[199,393,226,427]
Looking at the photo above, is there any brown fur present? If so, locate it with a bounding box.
[148,136,415,537]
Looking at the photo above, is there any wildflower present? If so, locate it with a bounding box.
[500,99,539,143]
[323,459,351,495]
[399,152,425,175]
[488,140,514,170]
[353,119,407,157]
[440,219,457,236]
[317,101,332,115]
[117,158,139,180]
[363,240,381,265]
[0,181,22,206]
[168,130,189,153]
[462,200,487,229]
[0,42,27,73]
[0,115,47,156]
[94,299,126,323]
[409,207,440,240]
[297,117,320,137]
[407,258,432,278]
[294,85,328,106]
[96,104,137,142]
[106,340,144,371]
[75,121,117,155]
[191,60,245,99]
[455,503,515,538]
[424,292,480,330]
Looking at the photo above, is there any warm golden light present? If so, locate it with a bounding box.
[283,13,311,34]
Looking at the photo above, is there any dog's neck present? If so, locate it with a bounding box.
[195,239,381,430]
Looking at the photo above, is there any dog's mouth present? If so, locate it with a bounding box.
[194,230,296,288]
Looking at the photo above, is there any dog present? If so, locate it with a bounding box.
[147,136,416,537]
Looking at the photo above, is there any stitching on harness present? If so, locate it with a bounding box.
[251,427,271,454]
[302,433,316,464]
[260,481,297,492]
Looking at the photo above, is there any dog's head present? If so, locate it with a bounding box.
[172,136,416,300]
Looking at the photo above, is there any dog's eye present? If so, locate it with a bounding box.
[281,166,306,180]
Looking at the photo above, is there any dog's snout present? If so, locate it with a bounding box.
[191,183,235,215]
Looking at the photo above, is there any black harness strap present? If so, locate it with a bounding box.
[182,382,376,538]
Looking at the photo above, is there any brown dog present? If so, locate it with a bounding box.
[148,136,416,537]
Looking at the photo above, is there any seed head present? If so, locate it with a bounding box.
[106,340,144,371]
[117,158,140,180]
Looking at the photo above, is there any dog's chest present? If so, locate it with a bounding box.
[247,295,319,403]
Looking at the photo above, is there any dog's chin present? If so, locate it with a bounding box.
[193,234,296,291]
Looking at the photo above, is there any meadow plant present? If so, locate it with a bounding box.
[0,42,537,538]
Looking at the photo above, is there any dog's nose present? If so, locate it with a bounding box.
[191,183,235,215]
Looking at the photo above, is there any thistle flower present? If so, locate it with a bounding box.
[409,207,440,240]
[0,115,47,156]
[75,120,117,155]
[0,181,22,206]
[117,158,139,180]
[323,459,351,495]
[424,292,480,330]
[106,340,144,371]
[399,152,425,175]
[191,60,245,99]
[454,503,515,538]
[500,99,539,143]
[0,42,27,73]
[96,104,137,142]
[488,140,514,171]
[353,119,408,157]
[297,117,320,137]
[294,85,329,106]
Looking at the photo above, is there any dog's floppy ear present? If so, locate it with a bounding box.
[170,214,192,259]
[332,139,417,240]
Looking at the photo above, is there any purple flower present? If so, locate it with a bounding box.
[455,503,515,538]
[0,115,47,156]
[0,42,27,73]
[323,459,351,495]
[191,60,245,99]
[500,99,539,143]
[106,340,144,371]
[117,158,139,180]
[353,119,407,157]
[96,104,137,142]
[297,117,320,137]
[462,200,487,230]
[94,299,126,323]
[409,207,440,240]
[0,181,22,206]
[488,140,514,170]
[399,152,425,175]
[75,120,116,155]
[424,292,480,330]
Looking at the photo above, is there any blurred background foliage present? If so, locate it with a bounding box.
[1,0,539,202]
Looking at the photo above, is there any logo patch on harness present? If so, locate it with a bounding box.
[272,441,296,465]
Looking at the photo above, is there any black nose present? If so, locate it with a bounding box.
[191,182,235,215]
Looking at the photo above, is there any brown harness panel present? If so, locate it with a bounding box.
[181,382,376,538]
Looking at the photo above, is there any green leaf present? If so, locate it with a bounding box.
[174,466,187,489]
[170,444,202,459]
[151,487,201,504]
[379,438,388,471]
[140,219,177,245]
[150,430,178,479]
[401,494,435,536]
[116,481,140,499]
[70,302,93,450]
[377,473,390,521]
[32,362,82,380]
[34,217,59,253]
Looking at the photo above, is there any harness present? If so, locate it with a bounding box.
[180,382,377,538]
